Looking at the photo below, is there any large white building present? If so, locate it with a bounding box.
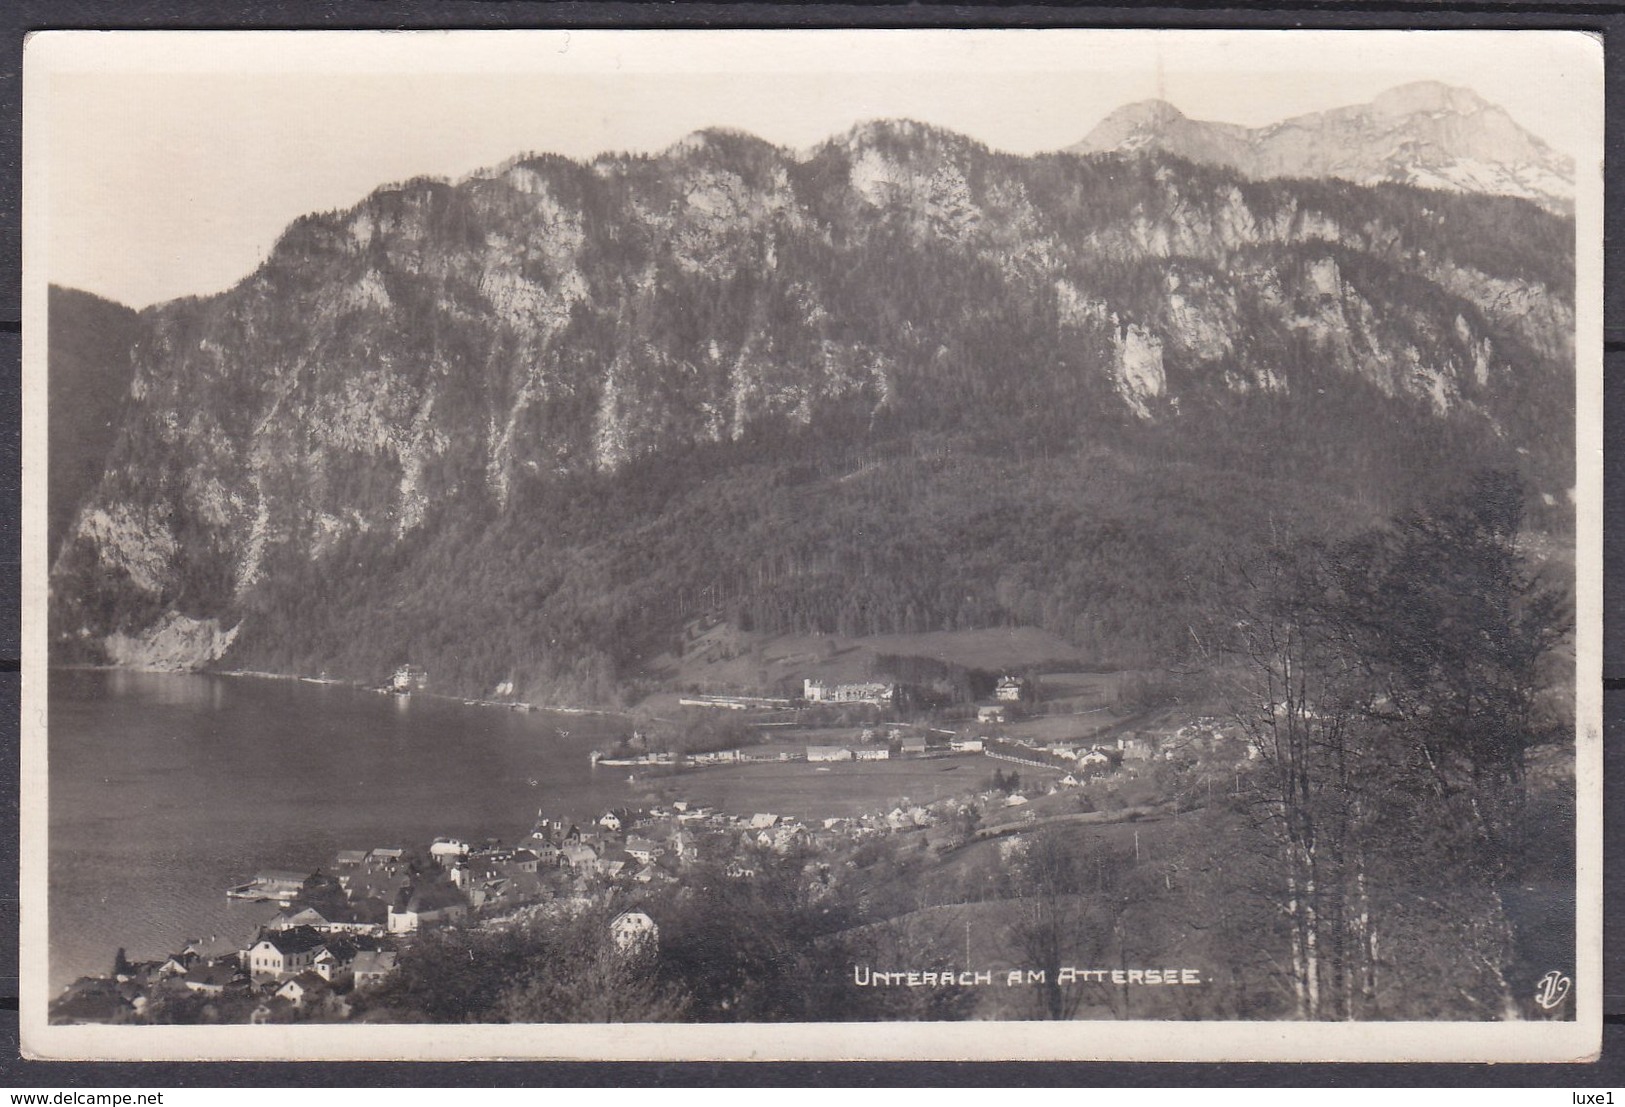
[610,911,659,954]
[995,676,1028,702]
[807,746,855,762]
[802,679,897,706]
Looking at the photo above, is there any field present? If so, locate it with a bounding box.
[626,754,1000,820]
[999,709,1120,744]
[1032,670,1121,706]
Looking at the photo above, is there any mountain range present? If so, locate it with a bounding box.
[1070,81,1575,215]
[47,83,1577,703]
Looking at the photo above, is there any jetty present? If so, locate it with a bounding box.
[225,870,308,904]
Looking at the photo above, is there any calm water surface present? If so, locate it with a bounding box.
[48,669,636,993]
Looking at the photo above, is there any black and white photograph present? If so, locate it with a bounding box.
[20,28,1603,1061]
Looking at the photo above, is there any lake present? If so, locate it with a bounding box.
[47,669,639,993]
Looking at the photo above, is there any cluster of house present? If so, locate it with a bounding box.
[993,738,1127,774]
[241,925,399,1020]
[54,770,1007,1027]
[325,835,659,929]
[307,790,971,949]
[1157,718,1259,763]
[48,919,402,1026]
[1080,719,1256,768]
[805,733,986,761]
[476,810,699,892]
[983,716,1258,789]
[51,898,665,1026]
[732,803,946,854]
[599,727,993,770]
[293,845,476,935]
[501,793,947,881]
[49,824,680,1027]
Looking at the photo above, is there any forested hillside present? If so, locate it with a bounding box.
[48,120,1576,702]
[47,286,140,555]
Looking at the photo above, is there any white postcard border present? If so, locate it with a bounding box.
[18,27,1605,1063]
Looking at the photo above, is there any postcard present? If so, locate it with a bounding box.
[20,27,1603,1061]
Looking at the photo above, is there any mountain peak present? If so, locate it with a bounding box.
[1370,80,1489,119]
[663,126,776,157]
[802,118,986,167]
[1109,99,1189,127]
[1071,99,1196,156]
[832,118,955,148]
[1069,82,1570,213]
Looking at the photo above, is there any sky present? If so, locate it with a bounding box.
[27,29,1602,311]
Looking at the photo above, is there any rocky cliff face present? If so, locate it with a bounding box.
[1071,81,1575,215]
[49,112,1575,680]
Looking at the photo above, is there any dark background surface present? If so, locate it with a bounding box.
[2,0,1621,1086]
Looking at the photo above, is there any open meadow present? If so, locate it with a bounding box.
[626,754,999,819]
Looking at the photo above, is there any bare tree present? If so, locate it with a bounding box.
[1215,476,1567,1020]
[1221,543,1379,1020]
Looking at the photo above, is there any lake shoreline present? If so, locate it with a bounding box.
[50,662,633,721]
[46,669,640,992]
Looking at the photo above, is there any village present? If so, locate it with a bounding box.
[606,674,1256,778]
[49,667,1262,1027]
